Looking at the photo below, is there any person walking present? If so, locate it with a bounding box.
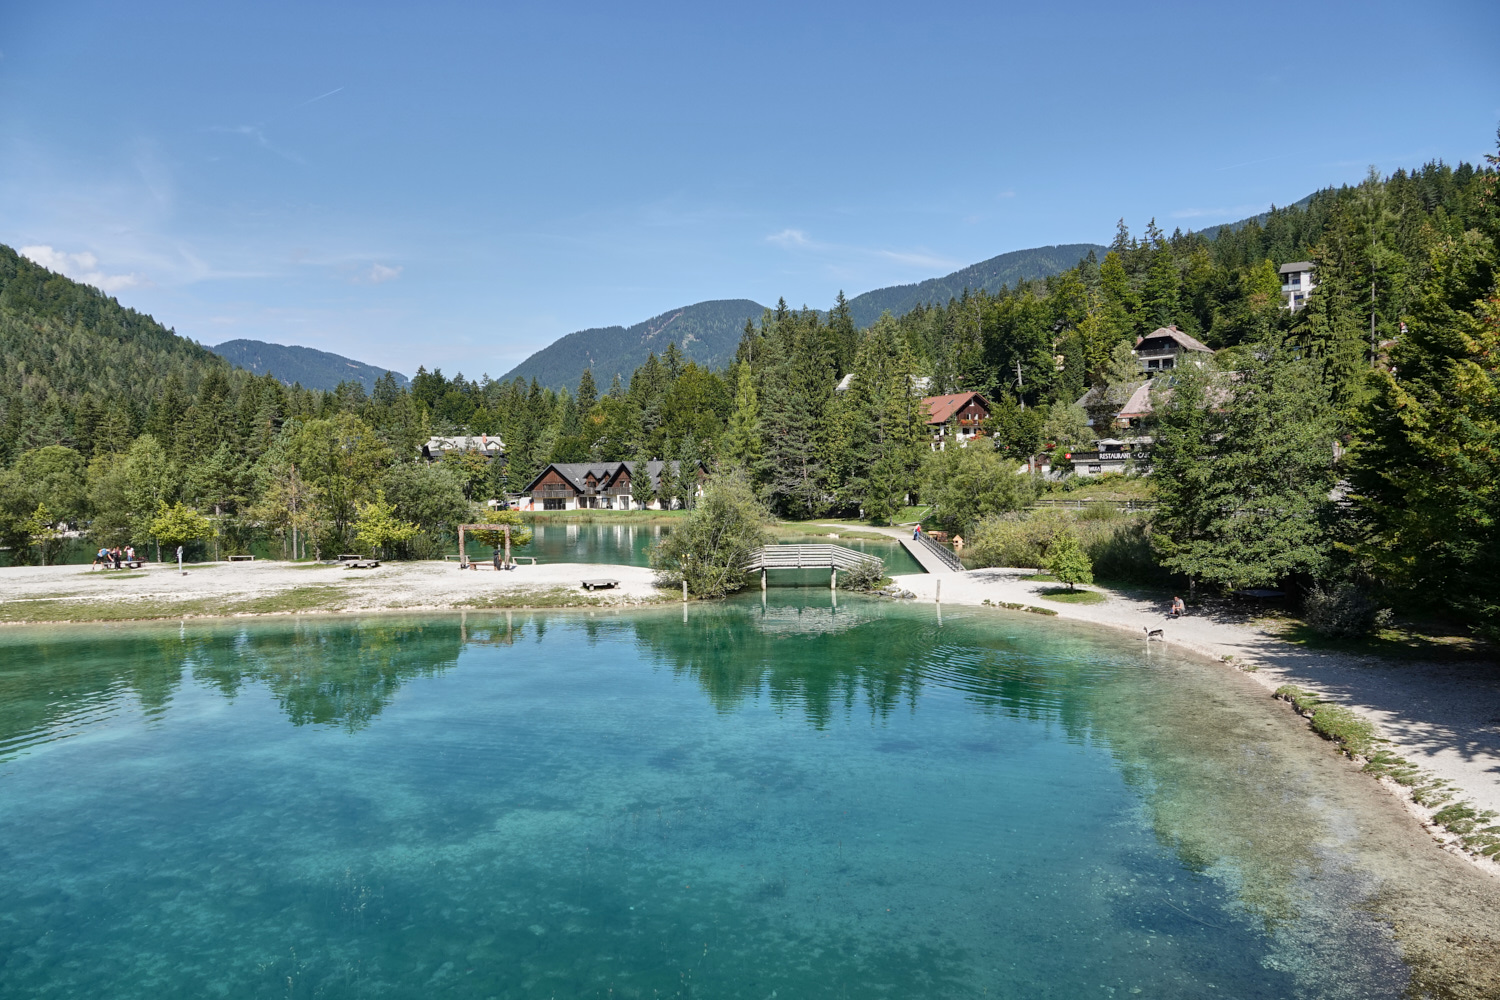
[913,524,922,541]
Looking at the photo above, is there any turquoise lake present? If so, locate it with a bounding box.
[475,522,926,576]
[0,596,1430,997]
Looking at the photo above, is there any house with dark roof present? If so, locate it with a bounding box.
[921,392,990,451]
[519,460,707,510]
[1134,326,1213,373]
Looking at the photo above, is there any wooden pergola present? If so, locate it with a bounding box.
[457,523,514,570]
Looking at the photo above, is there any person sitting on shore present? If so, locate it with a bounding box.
[1170,595,1185,618]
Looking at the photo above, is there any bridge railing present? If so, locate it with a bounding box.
[744,544,882,572]
[913,532,964,572]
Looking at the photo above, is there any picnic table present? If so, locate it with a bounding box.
[580,578,619,591]
[343,559,381,569]
[227,554,255,562]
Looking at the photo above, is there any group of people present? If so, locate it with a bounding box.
[92,545,137,570]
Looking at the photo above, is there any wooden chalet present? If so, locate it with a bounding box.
[521,460,707,511]
[921,392,990,451]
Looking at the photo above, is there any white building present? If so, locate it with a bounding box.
[1280,262,1316,311]
[420,435,504,463]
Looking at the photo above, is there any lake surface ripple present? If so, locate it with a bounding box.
[0,596,1494,998]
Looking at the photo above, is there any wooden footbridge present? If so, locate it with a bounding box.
[744,544,883,590]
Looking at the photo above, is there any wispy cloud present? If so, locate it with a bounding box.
[764,228,960,272]
[356,262,403,284]
[295,86,344,109]
[211,124,303,163]
[1170,204,1263,221]
[20,245,143,292]
[876,249,961,270]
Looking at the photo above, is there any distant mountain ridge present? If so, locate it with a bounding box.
[842,243,1106,328]
[210,340,409,392]
[500,244,1107,391]
[497,299,768,391]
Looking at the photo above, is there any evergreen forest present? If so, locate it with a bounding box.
[1,145,1497,632]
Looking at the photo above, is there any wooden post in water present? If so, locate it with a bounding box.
[936,578,941,604]
[761,568,767,592]
[682,580,688,602]
[831,567,837,590]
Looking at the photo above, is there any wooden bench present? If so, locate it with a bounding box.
[227,555,255,562]
[580,578,619,591]
[337,554,365,562]
[342,559,381,569]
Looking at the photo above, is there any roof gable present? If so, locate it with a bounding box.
[921,391,990,425]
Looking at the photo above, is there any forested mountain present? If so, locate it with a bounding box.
[843,243,1106,327]
[0,243,234,466]
[212,339,409,392]
[501,246,1106,389]
[498,299,767,391]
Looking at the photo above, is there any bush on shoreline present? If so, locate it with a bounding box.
[649,471,770,598]
[961,508,1167,586]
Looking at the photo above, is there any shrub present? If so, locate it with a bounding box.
[837,558,888,592]
[918,445,1036,533]
[650,470,770,598]
[1045,527,1093,590]
[1303,583,1394,638]
[963,510,1166,585]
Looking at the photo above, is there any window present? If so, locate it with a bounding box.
[543,498,565,510]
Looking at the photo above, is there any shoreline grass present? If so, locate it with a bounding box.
[1037,586,1106,605]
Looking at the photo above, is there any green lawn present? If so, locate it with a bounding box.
[1036,586,1106,605]
[774,521,893,541]
[519,509,688,524]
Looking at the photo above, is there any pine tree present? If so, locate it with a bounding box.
[723,365,765,476]
[656,444,679,510]
[1152,345,1337,591]
[576,368,598,412]
[762,326,833,518]
[1142,244,1180,330]
[1349,229,1499,630]
[1098,251,1138,344]
[630,446,656,510]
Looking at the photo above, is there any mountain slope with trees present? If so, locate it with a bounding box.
[211,340,409,392]
[497,299,768,391]
[842,243,1106,327]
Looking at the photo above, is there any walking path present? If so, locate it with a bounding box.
[817,523,960,574]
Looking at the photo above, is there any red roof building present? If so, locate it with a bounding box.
[921,392,990,451]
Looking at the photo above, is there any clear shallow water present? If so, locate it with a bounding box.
[0,598,1421,998]
[468,522,925,576]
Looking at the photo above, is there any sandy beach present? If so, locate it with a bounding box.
[0,558,671,619]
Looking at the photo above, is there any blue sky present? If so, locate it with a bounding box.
[2,1,1496,380]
